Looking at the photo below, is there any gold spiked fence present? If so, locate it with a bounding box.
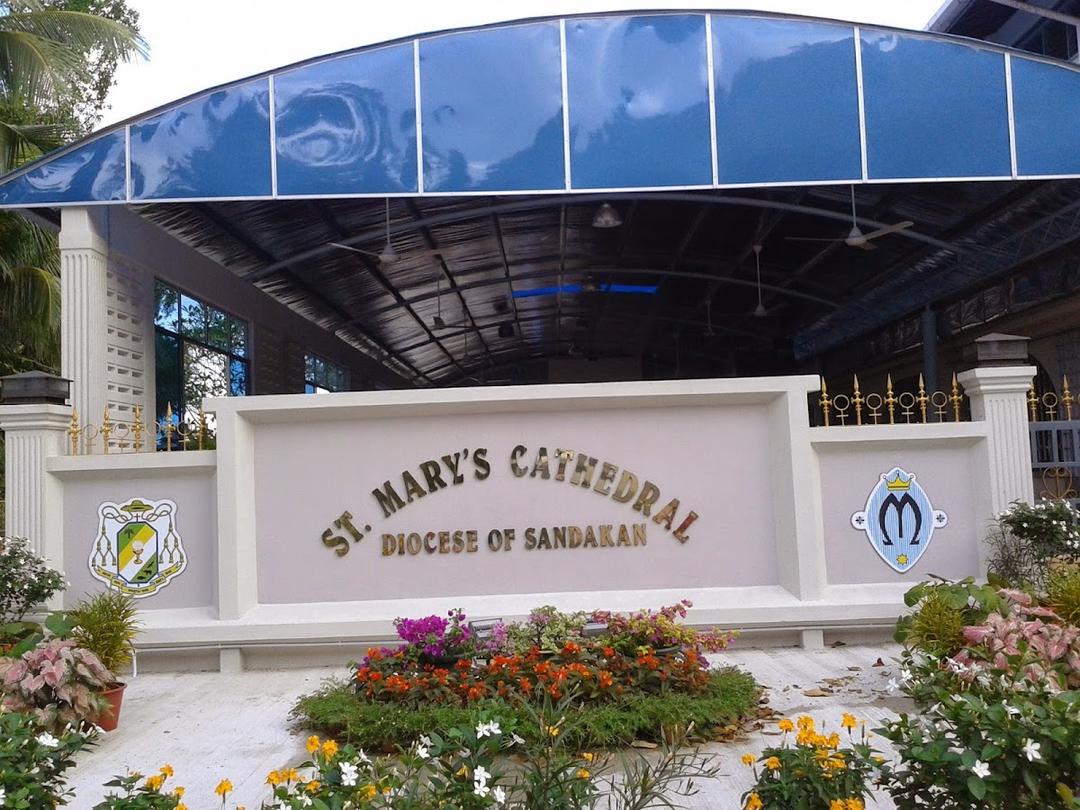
[66,403,213,455]
[817,373,968,427]
[1027,376,1076,422]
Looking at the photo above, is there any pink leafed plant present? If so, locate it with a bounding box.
[0,638,114,731]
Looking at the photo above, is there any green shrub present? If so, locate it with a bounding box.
[70,590,140,675]
[895,577,1003,657]
[987,500,1080,588]
[1046,563,1080,626]
[293,667,758,752]
[0,711,91,808]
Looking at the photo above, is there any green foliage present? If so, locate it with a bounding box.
[506,605,588,654]
[70,589,139,674]
[987,500,1080,589]
[878,682,1080,809]
[1046,563,1080,626]
[742,715,882,810]
[894,576,1003,656]
[0,534,66,624]
[0,710,92,808]
[294,667,758,752]
[94,768,191,809]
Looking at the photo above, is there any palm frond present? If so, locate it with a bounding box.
[0,29,78,106]
[0,118,66,170]
[0,6,148,61]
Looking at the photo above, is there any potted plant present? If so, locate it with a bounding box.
[70,590,140,731]
[0,536,66,656]
[0,638,114,732]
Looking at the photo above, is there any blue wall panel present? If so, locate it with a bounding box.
[131,79,272,200]
[860,32,1011,179]
[420,23,564,192]
[275,45,418,195]
[0,131,125,206]
[712,16,861,184]
[1011,57,1080,176]
[566,14,711,189]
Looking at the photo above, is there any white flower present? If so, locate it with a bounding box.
[1004,704,1021,717]
[493,786,506,804]
[415,743,430,760]
[1022,739,1042,762]
[298,795,312,808]
[887,678,901,693]
[474,765,491,787]
[972,760,991,779]
[476,720,501,738]
[511,732,526,746]
[356,749,371,764]
[36,733,59,748]
[473,781,491,798]
[340,761,359,787]
[0,787,6,805]
[419,734,433,747]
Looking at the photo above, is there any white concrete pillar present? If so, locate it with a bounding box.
[59,207,110,427]
[213,405,258,620]
[0,404,69,593]
[957,364,1036,514]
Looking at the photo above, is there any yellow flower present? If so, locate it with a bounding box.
[160,764,175,778]
[841,713,857,730]
[846,800,865,810]
[797,716,815,731]
[582,752,594,762]
[827,733,841,750]
[741,753,755,766]
[143,774,165,792]
[382,786,391,795]
[321,739,339,758]
[266,770,281,786]
[764,756,782,771]
[286,768,299,783]
[361,784,378,800]
[214,779,233,798]
[306,735,321,754]
[577,768,591,779]
[177,805,187,810]
[173,787,185,798]
[831,801,847,810]
[778,719,794,732]
[746,793,764,810]
[456,766,469,778]
[873,755,886,765]
[306,780,321,793]
[544,724,561,737]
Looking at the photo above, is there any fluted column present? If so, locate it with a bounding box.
[0,405,70,593]
[958,365,1037,514]
[59,207,109,426]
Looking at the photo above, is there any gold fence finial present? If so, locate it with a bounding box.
[197,407,208,450]
[164,402,175,452]
[68,407,80,456]
[950,373,963,422]
[101,406,112,454]
[1064,375,1074,421]
[818,377,831,427]
[916,373,929,423]
[885,374,897,425]
[852,374,864,426]
[133,404,144,453]
[1028,383,1039,422]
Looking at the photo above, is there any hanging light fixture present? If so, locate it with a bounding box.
[591,202,622,229]
[378,198,398,265]
[433,278,447,328]
[753,244,767,318]
[704,299,716,337]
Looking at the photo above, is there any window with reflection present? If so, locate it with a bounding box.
[305,353,348,394]
[154,281,249,435]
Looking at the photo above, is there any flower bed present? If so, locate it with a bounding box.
[295,600,754,751]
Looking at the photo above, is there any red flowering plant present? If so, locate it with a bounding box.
[590,600,737,656]
[352,638,716,708]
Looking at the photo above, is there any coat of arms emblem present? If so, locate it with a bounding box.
[89,498,187,597]
[850,468,947,573]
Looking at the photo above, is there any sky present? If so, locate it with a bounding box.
[100,0,948,129]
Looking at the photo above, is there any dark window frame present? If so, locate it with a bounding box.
[304,352,349,394]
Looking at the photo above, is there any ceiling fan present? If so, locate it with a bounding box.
[786,186,913,251]
[329,199,447,266]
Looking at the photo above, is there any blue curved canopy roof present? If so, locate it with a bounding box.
[4,9,1080,208]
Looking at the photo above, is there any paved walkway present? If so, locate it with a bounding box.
[69,644,909,809]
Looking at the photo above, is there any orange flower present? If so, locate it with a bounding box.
[599,670,614,688]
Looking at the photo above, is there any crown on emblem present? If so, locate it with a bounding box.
[884,471,911,492]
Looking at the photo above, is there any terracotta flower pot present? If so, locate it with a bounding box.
[96,682,126,732]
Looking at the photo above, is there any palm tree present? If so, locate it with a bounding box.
[0,0,148,170]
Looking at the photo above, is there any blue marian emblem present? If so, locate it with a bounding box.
[850,468,947,573]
